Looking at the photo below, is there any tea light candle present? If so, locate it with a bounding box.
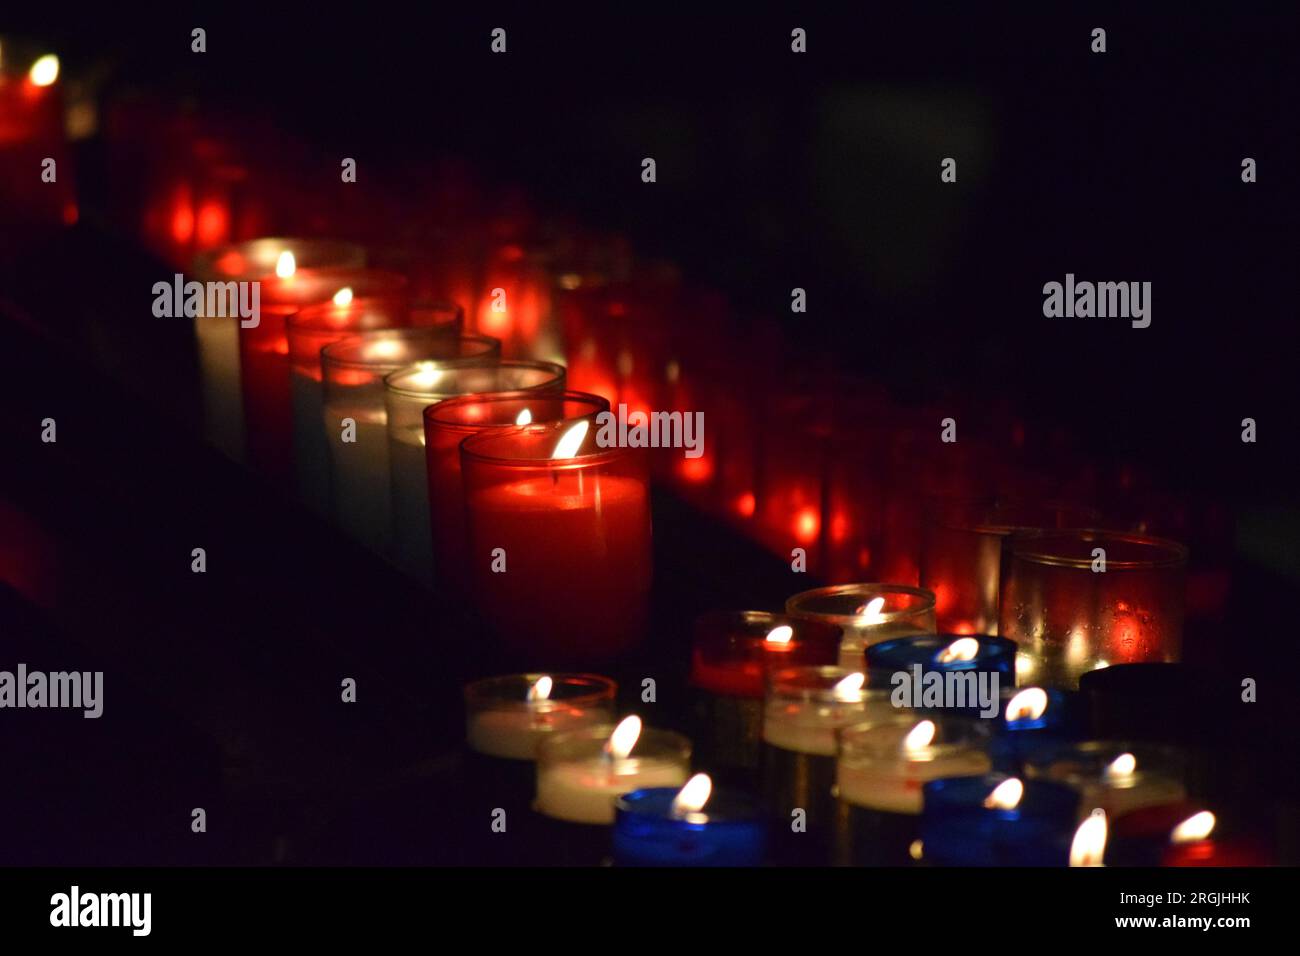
[989,686,1082,771]
[384,359,566,582]
[321,330,499,553]
[1023,741,1188,821]
[920,773,1080,866]
[464,673,618,761]
[535,717,691,825]
[835,715,992,865]
[865,633,1017,716]
[613,775,766,866]
[423,389,610,593]
[689,611,840,784]
[785,583,938,669]
[461,420,652,667]
[190,237,365,461]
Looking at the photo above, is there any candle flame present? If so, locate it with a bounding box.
[937,637,980,664]
[1005,688,1049,722]
[275,250,296,278]
[402,359,442,387]
[764,625,794,645]
[984,777,1025,810]
[904,719,937,752]
[670,773,712,816]
[1070,809,1108,867]
[1170,811,1216,844]
[855,596,886,621]
[29,54,59,87]
[526,676,553,701]
[832,672,865,701]
[515,408,533,426]
[605,715,641,760]
[332,286,354,307]
[1104,752,1137,782]
[552,419,589,459]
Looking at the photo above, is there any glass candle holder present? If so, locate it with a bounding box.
[534,723,691,825]
[423,389,610,594]
[0,41,74,234]
[460,422,652,667]
[989,686,1083,772]
[190,237,364,460]
[238,266,409,483]
[920,773,1080,866]
[760,666,896,863]
[998,530,1188,688]
[286,296,431,513]
[689,611,840,785]
[614,784,766,866]
[785,583,937,669]
[834,715,992,865]
[865,633,1017,718]
[385,360,566,582]
[920,498,1100,635]
[464,673,617,761]
[1022,740,1188,821]
[321,330,499,552]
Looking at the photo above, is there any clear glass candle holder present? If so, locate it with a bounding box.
[423,389,609,594]
[321,330,499,553]
[463,673,617,761]
[534,724,692,825]
[385,360,567,582]
[785,583,937,669]
[1021,740,1188,822]
[460,423,652,667]
[190,237,364,460]
[920,497,1099,635]
[998,530,1188,688]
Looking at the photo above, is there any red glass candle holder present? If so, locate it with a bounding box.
[0,42,74,236]
[423,389,609,593]
[999,531,1188,688]
[920,498,1099,636]
[384,360,569,582]
[460,422,652,667]
[321,330,499,552]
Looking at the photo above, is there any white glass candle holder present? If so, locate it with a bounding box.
[785,583,937,669]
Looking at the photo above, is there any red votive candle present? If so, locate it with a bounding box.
[0,45,74,233]
[460,421,652,667]
[423,389,609,593]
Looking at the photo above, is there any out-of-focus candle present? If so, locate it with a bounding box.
[384,360,566,582]
[464,673,617,761]
[321,330,499,553]
[785,583,937,669]
[613,776,767,866]
[423,389,610,593]
[989,685,1082,771]
[0,44,74,233]
[534,718,691,825]
[834,715,992,865]
[864,633,1017,716]
[920,773,1080,866]
[688,611,840,784]
[460,420,652,667]
[999,530,1188,687]
[1023,740,1188,821]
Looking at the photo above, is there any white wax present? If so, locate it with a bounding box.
[291,371,330,514]
[194,315,245,461]
[467,707,604,761]
[388,430,434,582]
[1078,776,1187,821]
[762,695,897,757]
[536,757,689,825]
[326,406,392,552]
[836,750,992,815]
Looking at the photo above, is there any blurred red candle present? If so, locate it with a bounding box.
[461,421,651,667]
[0,48,75,233]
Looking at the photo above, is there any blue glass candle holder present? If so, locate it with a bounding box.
[865,633,1017,717]
[613,787,767,866]
[989,686,1082,772]
[921,773,1080,866]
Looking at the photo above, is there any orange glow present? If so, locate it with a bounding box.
[61,201,78,226]
[794,507,820,544]
[677,455,714,484]
[949,620,977,635]
[216,250,246,276]
[170,185,194,243]
[735,492,756,518]
[930,580,956,615]
[830,511,850,544]
[195,200,229,246]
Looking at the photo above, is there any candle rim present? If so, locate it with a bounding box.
[1009,529,1189,570]
[192,237,365,281]
[425,388,608,434]
[839,714,992,761]
[460,420,637,469]
[464,672,617,709]
[322,330,499,373]
[289,293,419,333]
[785,583,937,626]
[536,722,692,763]
[386,358,564,399]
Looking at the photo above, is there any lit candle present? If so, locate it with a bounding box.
[190,238,365,462]
[613,774,767,866]
[920,773,1080,866]
[1023,741,1188,821]
[785,583,938,669]
[384,359,567,582]
[423,389,610,593]
[534,717,691,825]
[688,611,839,784]
[320,330,499,553]
[460,420,652,667]
[834,716,992,865]
[464,673,617,763]
[989,685,1082,771]
[864,633,1017,716]
[0,47,74,230]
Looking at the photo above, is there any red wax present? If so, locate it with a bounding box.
[462,427,651,666]
[689,611,841,698]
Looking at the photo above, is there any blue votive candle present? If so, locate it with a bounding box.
[866,633,1017,716]
[921,773,1080,866]
[990,686,1082,771]
[613,776,766,866]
